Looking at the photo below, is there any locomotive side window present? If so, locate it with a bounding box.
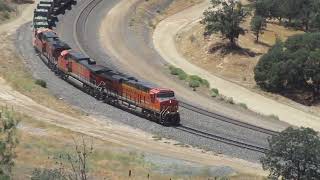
[157,92,174,98]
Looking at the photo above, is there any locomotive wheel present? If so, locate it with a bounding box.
[94,91,101,100]
[33,46,39,54]
[159,118,166,125]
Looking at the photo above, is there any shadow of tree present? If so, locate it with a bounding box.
[208,42,263,57]
[255,41,272,48]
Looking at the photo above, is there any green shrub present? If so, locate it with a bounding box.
[211,88,219,95]
[35,79,47,88]
[238,103,248,109]
[169,66,185,76]
[3,11,9,19]
[201,79,210,87]
[189,80,200,91]
[268,114,280,120]
[210,88,219,97]
[178,72,188,80]
[0,1,13,12]
[189,75,202,82]
[189,75,210,88]
[226,97,234,104]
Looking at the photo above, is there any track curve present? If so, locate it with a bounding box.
[72,0,274,152]
[74,0,279,138]
[16,0,278,161]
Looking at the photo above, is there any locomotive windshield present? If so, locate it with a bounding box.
[157,92,175,98]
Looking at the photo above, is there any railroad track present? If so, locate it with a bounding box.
[73,0,275,152]
[180,102,279,136]
[74,0,103,54]
[175,125,269,153]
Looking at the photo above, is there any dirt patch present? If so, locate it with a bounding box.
[130,0,204,28]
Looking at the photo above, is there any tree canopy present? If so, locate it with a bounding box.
[254,0,320,31]
[201,0,248,46]
[250,15,267,42]
[0,108,19,180]
[261,127,320,179]
[254,32,320,104]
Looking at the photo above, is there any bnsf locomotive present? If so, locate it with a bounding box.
[32,26,180,125]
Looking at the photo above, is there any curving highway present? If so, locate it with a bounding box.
[15,0,288,161]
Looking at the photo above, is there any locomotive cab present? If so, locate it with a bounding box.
[150,89,180,125]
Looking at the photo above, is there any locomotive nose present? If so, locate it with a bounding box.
[160,99,178,106]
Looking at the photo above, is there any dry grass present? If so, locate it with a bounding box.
[14,117,160,179]
[12,116,266,179]
[130,0,204,28]
[175,16,303,88]
[0,33,83,118]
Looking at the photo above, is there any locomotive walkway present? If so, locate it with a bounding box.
[153,0,320,131]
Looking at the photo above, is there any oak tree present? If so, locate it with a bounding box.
[261,127,320,180]
[250,15,267,42]
[201,0,248,47]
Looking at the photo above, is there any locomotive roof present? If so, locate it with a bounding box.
[78,60,97,69]
[68,50,89,60]
[34,8,49,12]
[34,22,49,28]
[50,39,70,49]
[89,65,112,74]
[37,4,52,7]
[43,31,58,38]
[34,16,48,20]
[39,0,53,2]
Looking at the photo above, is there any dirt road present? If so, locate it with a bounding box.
[153,0,320,131]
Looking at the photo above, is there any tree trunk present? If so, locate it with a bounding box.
[256,33,259,42]
[229,37,236,48]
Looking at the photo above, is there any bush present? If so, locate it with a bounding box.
[169,66,185,76]
[0,1,13,12]
[189,79,200,91]
[189,75,210,87]
[210,88,219,97]
[268,114,279,120]
[178,72,188,80]
[201,79,210,88]
[189,75,202,82]
[211,88,219,95]
[226,97,234,104]
[238,103,248,109]
[3,11,9,19]
[35,79,47,88]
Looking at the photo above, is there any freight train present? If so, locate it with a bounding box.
[32,0,180,125]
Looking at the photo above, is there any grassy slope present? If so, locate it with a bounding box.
[14,117,266,179]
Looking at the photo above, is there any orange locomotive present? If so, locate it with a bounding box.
[33,28,180,125]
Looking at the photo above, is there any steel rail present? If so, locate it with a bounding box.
[175,125,269,153]
[180,102,279,136]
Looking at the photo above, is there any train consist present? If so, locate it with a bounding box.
[32,0,180,125]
